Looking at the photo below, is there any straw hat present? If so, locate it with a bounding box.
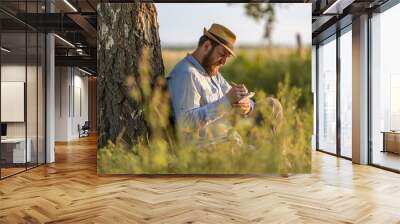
[203,23,236,56]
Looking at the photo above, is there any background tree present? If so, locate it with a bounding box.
[244,3,303,51]
[97,3,165,148]
[244,3,275,43]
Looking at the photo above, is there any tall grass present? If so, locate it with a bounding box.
[97,47,312,174]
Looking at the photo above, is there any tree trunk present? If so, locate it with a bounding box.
[97,3,164,148]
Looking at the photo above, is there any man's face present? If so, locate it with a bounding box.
[202,44,231,76]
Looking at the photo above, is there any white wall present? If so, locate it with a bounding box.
[1,65,26,139]
[55,67,69,141]
[70,72,89,138]
[1,65,25,125]
[1,63,46,164]
[1,65,41,138]
[55,67,89,141]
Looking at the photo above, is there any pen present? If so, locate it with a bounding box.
[231,81,238,86]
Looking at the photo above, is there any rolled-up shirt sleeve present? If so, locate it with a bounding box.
[168,71,232,131]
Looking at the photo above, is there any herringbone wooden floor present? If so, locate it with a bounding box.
[1,135,400,224]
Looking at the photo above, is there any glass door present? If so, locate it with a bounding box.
[370,3,400,171]
[317,35,337,154]
[339,26,352,158]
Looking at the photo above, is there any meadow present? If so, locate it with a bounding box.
[163,47,311,107]
[98,46,313,174]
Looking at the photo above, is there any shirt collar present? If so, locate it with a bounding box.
[185,53,208,76]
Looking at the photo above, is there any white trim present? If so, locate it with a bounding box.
[323,0,355,15]
[1,47,11,53]
[63,0,78,12]
[78,67,92,76]
[54,34,75,48]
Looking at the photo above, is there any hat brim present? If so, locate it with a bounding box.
[203,28,236,57]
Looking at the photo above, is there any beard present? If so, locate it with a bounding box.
[202,48,221,76]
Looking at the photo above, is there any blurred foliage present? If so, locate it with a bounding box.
[244,3,275,41]
[97,47,312,175]
[221,48,312,109]
[163,48,312,109]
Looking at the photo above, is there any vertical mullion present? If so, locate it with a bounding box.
[73,68,75,118]
[44,0,47,164]
[367,11,373,165]
[0,20,2,179]
[316,45,320,151]
[36,0,39,167]
[69,69,71,118]
[60,67,62,117]
[336,30,341,157]
[25,0,28,171]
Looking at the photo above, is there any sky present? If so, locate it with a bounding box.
[155,3,311,48]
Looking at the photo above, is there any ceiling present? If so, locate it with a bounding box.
[1,0,98,74]
[311,0,390,43]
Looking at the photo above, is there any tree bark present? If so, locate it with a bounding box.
[97,3,164,148]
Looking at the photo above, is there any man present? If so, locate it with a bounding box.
[167,23,255,145]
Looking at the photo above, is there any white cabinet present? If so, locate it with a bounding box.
[1,138,32,163]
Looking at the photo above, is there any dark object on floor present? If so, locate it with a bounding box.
[79,121,90,138]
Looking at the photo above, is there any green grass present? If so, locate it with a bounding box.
[97,47,312,174]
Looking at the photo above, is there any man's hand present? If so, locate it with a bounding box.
[225,82,248,104]
[233,97,251,115]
